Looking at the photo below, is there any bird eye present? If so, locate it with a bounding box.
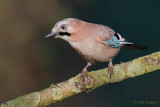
[60,24,67,30]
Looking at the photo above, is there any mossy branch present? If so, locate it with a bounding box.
[1,51,160,107]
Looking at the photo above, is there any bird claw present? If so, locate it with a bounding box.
[108,58,114,78]
[81,68,91,85]
[81,69,88,78]
[108,66,113,78]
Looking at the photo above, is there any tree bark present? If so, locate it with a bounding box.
[1,51,160,107]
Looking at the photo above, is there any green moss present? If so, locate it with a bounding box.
[68,75,79,86]
[1,92,40,107]
[51,85,62,102]
[150,53,159,60]
[68,75,82,93]
[126,61,145,77]
[110,64,125,82]
[89,69,107,88]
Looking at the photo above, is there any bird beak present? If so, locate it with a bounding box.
[45,32,58,38]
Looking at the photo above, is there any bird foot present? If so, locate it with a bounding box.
[108,64,113,78]
[81,63,91,85]
[108,58,114,78]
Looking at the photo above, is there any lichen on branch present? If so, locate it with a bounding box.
[1,51,160,107]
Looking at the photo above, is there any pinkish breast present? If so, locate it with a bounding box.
[69,39,120,63]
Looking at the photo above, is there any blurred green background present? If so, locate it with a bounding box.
[0,0,160,107]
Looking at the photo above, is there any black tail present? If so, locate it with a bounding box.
[123,44,147,50]
[114,33,147,50]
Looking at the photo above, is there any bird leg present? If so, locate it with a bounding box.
[108,58,113,78]
[81,63,91,85]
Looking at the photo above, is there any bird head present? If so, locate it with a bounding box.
[45,18,80,42]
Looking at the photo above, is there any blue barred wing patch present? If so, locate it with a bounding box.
[105,36,120,48]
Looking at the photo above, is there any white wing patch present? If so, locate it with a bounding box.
[116,33,133,45]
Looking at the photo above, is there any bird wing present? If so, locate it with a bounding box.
[95,25,120,48]
[97,36,120,48]
[94,24,147,50]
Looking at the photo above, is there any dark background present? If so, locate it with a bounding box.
[0,0,159,107]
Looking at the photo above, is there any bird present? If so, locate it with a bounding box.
[45,18,147,83]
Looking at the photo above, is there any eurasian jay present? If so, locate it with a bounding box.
[45,18,147,81]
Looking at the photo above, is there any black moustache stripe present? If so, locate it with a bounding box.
[59,32,71,36]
